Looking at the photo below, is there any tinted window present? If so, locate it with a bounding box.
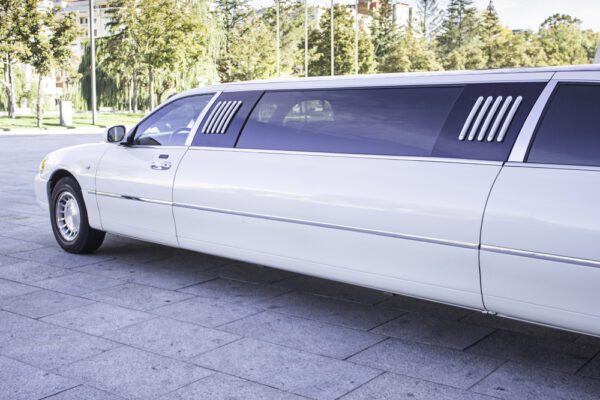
[237,87,463,156]
[192,91,263,148]
[135,95,212,146]
[528,84,600,167]
[431,82,545,161]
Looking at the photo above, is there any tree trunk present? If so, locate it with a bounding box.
[127,81,132,113]
[36,74,43,128]
[5,56,16,118]
[148,66,154,110]
[132,72,138,113]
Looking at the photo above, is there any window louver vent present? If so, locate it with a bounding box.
[201,100,243,134]
[458,95,523,142]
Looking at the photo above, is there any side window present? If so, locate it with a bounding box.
[236,87,463,157]
[528,84,600,167]
[134,95,212,146]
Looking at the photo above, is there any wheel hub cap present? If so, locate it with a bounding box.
[56,192,80,241]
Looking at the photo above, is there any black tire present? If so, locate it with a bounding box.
[50,177,105,254]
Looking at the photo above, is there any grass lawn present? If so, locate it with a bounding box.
[0,112,145,130]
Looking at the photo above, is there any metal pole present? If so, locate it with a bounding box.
[330,0,334,76]
[276,0,280,77]
[355,0,358,74]
[304,0,308,77]
[88,0,97,125]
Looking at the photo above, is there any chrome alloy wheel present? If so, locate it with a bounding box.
[55,191,81,241]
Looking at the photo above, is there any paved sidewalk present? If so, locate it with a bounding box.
[0,134,599,400]
[0,127,107,136]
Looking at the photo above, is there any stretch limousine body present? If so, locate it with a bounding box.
[35,65,600,336]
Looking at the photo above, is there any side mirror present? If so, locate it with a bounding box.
[105,125,126,143]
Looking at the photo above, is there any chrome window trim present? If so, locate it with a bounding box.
[487,96,512,142]
[477,96,503,142]
[496,95,523,143]
[468,96,493,141]
[481,245,600,269]
[504,161,600,173]
[185,91,222,146]
[186,146,504,166]
[508,79,557,162]
[458,96,484,141]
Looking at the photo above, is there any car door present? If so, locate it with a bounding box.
[174,81,546,309]
[481,73,600,336]
[95,94,214,246]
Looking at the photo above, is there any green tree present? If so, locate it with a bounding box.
[310,5,375,76]
[220,14,277,81]
[437,0,479,57]
[538,14,591,65]
[416,0,443,42]
[380,28,441,73]
[23,4,79,127]
[262,0,305,76]
[0,0,31,118]
[106,0,204,110]
[370,0,400,68]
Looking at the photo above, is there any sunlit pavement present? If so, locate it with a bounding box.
[0,134,599,400]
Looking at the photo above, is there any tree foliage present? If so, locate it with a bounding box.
[310,5,375,76]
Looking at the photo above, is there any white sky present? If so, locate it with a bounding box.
[250,0,600,31]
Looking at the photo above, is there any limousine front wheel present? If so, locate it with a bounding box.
[50,177,105,254]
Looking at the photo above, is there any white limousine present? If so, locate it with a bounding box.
[35,65,600,336]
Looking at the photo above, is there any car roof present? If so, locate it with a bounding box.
[171,64,600,99]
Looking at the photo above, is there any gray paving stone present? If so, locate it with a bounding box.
[261,291,401,330]
[276,275,392,304]
[372,313,495,350]
[377,294,473,321]
[222,311,385,359]
[577,335,600,347]
[0,254,23,266]
[84,282,194,311]
[11,246,112,268]
[105,316,240,359]
[0,237,48,254]
[44,385,125,400]
[579,353,600,380]
[472,361,600,400]
[0,259,72,283]
[153,296,262,328]
[0,316,119,369]
[195,338,381,400]
[340,372,496,400]
[118,263,216,290]
[349,338,504,389]
[1,289,93,318]
[0,355,76,400]
[0,310,43,343]
[213,261,296,284]
[33,271,123,295]
[159,373,306,400]
[56,346,213,400]
[468,330,598,373]
[75,258,147,280]
[41,302,154,335]
[94,241,176,263]
[0,278,40,301]
[462,312,581,342]
[178,278,289,305]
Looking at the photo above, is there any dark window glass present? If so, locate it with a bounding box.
[236,87,463,156]
[528,84,600,167]
[431,82,545,161]
[134,95,212,146]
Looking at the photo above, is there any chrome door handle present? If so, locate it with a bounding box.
[150,161,172,170]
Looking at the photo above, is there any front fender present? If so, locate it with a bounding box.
[37,142,111,230]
